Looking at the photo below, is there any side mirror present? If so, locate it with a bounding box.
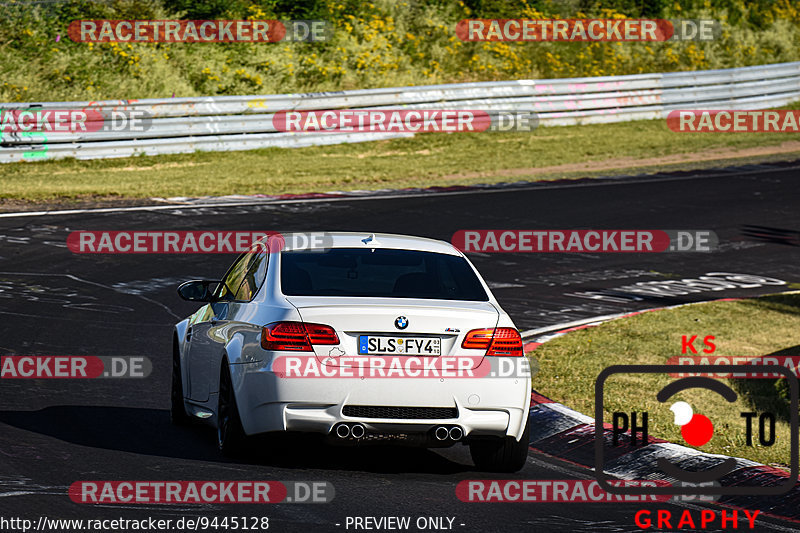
[177,280,221,302]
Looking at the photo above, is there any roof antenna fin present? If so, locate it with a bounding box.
[362,233,381,249]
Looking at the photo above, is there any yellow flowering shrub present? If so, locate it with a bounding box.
[0,0,799,101]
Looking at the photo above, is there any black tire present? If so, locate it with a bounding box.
[469,416,530,473]
[170,339,191,426]
[217,361,247,456]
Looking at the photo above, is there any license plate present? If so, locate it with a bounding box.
[358,336,441,356]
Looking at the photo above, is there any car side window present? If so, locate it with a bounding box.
[215,252,250,302]
[215,244,268,302]
[234,244,268,301]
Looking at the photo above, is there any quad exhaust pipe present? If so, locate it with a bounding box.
[334,423,366,439]
[334,423,462,441]
[434,425,463,441]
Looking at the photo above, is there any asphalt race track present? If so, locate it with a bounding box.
[1,162,800,532]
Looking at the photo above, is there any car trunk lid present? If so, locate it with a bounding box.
[284,296,499,368]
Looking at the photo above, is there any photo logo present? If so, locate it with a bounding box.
[595,365,798,496]
[651,377,739,484]
[670,401,713,447]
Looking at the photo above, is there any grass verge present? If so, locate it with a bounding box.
[2,107,800,206]
[528,293,800,467]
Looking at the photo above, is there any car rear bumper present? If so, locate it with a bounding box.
[230,356,532,442]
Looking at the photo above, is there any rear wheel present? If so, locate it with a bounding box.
[170,340,191,426]
[217,361,247,456]
[469,416,530,473]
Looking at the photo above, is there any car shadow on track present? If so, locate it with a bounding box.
[0,405,472,474]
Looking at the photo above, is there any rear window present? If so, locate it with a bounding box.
[281,248,489,301]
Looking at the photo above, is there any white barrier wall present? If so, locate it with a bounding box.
[1,62,798,162]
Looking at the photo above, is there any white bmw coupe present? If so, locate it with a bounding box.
[172,232,531,472]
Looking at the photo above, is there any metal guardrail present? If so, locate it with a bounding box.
[1,62,798,163]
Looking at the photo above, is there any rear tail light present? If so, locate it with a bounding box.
[461,328,494,350]
[461,327,523,357]
[261,322,310,351]
[305,323,340,344]
[485,327,524,357]
[261,321,339,351]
